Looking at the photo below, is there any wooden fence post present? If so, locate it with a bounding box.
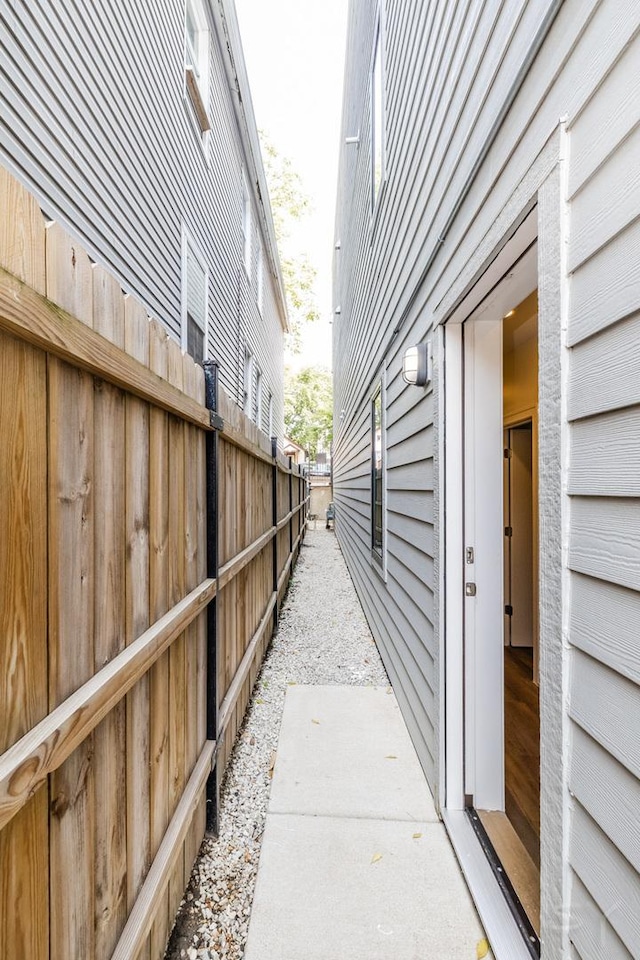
[204,361,220,836]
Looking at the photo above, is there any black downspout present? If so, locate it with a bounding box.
[204,360,220,836]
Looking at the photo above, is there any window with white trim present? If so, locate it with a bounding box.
[371,14,385,210]
[256,246,264,313]
[181,228,208,366]
[255,368,263,426]
[243,347,253,416]
[242,176,252,272]
[371,385,384,559]
[184,0,211,136]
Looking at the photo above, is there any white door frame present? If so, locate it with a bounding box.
[442,223,538,813]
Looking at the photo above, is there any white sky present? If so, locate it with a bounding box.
[234,0,348,370]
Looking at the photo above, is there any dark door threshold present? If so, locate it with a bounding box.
[466,807,540,958]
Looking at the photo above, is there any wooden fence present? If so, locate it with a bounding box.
[0,168,307,960]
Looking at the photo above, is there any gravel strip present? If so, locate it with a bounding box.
[165,526,388,960]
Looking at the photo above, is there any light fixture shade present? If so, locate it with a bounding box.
[402,341,432,386]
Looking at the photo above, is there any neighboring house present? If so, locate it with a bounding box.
[334,2,640,958]
[0,0,287,436]
[282,437,308,465]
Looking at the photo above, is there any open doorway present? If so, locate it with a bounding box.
[462,281,541,939]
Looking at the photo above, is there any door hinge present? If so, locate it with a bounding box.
[465,582,477,597]
[505,604,513,616]
[504,526,512,537]
[504,447,512,458]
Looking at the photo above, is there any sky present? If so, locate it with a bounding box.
[234,0,348,371]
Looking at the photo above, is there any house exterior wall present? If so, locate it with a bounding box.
[334,0,640,956]
[0,0,286,437]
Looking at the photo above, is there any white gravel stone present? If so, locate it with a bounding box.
[165,527,388,960]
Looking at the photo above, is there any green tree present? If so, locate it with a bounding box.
[261,135,319,354]
[284,366,333,461]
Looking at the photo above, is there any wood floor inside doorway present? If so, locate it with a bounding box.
[478,647,540,933]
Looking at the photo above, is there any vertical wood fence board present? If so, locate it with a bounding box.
[124,296,151,960]
[0,787,49,958]
[92,271,128,960]
[192,400,208,869]
[0,327,49,960]
[45,221,94,327]
[148,320,171,960]
[47,229,96,960]
[0,168,46,293]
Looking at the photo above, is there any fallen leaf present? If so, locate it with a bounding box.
[255,698,264,704]
[371,852,383,864]
[311,718,320,725]
[476,938,490,958]
[385,754,397,760]
[386,686,393,695]
[287,681,297,686]
[244,849,252,862]
[268,751,277,778]
[412,832,422,839]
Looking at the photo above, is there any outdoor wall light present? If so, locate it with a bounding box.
[402,341,432,387]
[334,305,341,315]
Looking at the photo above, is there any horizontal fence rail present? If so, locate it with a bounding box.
[0,167,308,960]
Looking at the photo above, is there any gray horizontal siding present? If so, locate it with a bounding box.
[569,574,640,687]
[334,0,570,797]
[0,0,284,432]
[569,802,640,957]
[570,876,633,960]
[336,0,640,948]
[565,16,640,946]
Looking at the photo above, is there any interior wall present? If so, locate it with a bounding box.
[503,291,538,421]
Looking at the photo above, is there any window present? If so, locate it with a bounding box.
[243,347,253,416]
[181,228,208,366]
[185,0,211,134]
[242,176,252,272]
[256,246,264,313]
[255,368,263,426]
[371,16,385,210]
[371,386,384,558]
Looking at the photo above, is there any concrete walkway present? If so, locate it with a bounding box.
[244,684,490,960]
